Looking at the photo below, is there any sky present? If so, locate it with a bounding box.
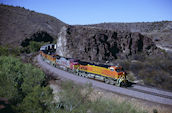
[0,0,172,25]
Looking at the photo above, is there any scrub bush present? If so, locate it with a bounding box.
[0,56,53,112]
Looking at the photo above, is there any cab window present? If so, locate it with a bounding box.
[110,68,114,71]
[115,69,122,72]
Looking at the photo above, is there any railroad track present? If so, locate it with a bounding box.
[130,84,172,99]
[36,55,172,106]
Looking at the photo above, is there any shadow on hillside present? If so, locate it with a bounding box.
[21,31,54,47]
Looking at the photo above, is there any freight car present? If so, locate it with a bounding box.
[40,44,128,86]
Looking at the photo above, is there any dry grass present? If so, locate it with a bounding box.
[49,79,147,113]
[90,88,172,113]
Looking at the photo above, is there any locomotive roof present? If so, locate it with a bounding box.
[78,61,110,68]
[98,64,111,68]
[41,50,48,54]
[41,49,118,69]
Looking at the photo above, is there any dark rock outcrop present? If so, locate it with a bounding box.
[84,21,172,49]
[56,26,160,62]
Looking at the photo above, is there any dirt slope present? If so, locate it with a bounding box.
[0,4,66,46]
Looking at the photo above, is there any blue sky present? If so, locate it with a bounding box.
[0,0,172,25]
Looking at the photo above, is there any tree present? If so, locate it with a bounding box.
[18,85,53,113]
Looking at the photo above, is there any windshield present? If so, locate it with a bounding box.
[115,68,122,72]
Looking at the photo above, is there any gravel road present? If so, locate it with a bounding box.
[36,55,172,106]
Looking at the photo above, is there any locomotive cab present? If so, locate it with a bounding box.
[109,66,127,86]
[109,66,124,77]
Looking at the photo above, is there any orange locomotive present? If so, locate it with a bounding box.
[78,61,127,86]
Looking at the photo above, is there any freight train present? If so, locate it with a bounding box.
[40,44,128,87]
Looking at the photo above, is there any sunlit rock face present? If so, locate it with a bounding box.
[56,26,71,58]
[56,25,160,62]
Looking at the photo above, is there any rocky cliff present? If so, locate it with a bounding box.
[56,26,160,62]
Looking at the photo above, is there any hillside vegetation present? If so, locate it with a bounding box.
[86,21,172,33]
[0,55,54,113]
[113,52,172,90]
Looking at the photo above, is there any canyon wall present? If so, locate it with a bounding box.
[56,26,160,62]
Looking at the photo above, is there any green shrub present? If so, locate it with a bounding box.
[0,56,54,112]
[0,45,9,56]
[0,56,25,103]
[0,56,46,96]
[28,41,44,52]
[0,45,21,56]
[18,85,53,113]
[21,41,42,53]
[21,41,50,53]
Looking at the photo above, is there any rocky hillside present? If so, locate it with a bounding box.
[0,4,66,47]
[56,25,160,63]
[0,4,163,62]
[84,21,172,49]
[85,21,172,33]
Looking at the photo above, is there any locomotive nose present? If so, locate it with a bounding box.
[118,72,123,75]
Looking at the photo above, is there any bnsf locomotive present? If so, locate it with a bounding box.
[40,44,128,87]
